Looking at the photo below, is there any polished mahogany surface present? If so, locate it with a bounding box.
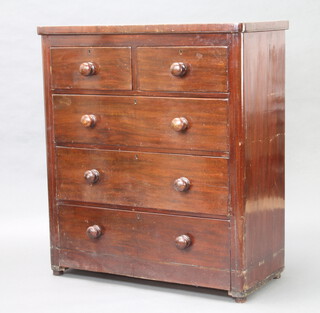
[51,47,132,90]
[39,21,288,302]
[58,204,230,289]
[59,205,230,270]
[241,30,285,291]
[56,147,229,216]
[53,95,229,153]
[37,21,289,35]
[136,47,228,92]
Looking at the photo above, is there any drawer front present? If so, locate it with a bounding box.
[58,205,230,288]
[51,47,132,90]
[53,95,229,152]
[56,147,229,216]
[137,46,228,92]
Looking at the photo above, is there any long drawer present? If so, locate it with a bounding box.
[58,205,230,289]
[53,95,229,152]
[56,147,229,216]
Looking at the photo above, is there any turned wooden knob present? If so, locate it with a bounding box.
[171,117,188,132]
[174,177,190,192]
[86,225,102,239]
[84,169,100,184]
[170,62,188,77]
[175,234,191,250]
[80,114,97,128]
[79,62,97,76]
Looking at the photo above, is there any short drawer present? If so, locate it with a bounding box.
[137,46,228,92]
[51,47,132,90]
[56,147,229,216]
[58,205,230,288]
[53,95,229,152]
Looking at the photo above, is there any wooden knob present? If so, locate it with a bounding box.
[174,177,190,192]
[79,62,97,76]
[175,234,191,250]
[84,169,100,184]
[170,62,188,77]
[80,114,97,128]
[171,117,188,132]
[86,225,102,239]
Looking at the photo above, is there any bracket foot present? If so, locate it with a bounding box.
[234,297,247,303]
[52,265,67,276]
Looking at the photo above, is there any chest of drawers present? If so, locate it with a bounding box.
[38,21,288,302]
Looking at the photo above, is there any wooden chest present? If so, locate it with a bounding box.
[38,21,288,302]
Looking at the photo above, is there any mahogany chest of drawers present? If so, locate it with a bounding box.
[38,21,288,302]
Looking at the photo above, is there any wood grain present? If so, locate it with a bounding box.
[241,21,289,33]
[41,35,62,269]
[38,23,240,35]
[37,21,288,35]
[242,30,285,291]
[47,33,230,48]
[52,89,230,98]
[228,30,286,299]
[137,46,228,92]
[53,95,229,152]
[51,47,132,90]
[58,205,230,269]
[58,204,230,289]
[227,32,246,295]
[56,147,229,216]
[59,248,231,290]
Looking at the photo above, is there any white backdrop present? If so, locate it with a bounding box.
[0,0,319,312]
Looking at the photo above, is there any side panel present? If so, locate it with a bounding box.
[41,36,60,268]
[228,33,246,295]
[242,31,285,292]
[229,30,285,297]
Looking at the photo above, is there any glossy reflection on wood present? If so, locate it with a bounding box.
[51,47,132,90]
[79,62,98,76]
[80,114,97,128]
[58,205,230,288]
[56,147,229,216]
[171,117,189,132]
[83,169,100,185]
[228,28,286,300]
[242,30,285,291]
[173,177,191,192]
[170,62,188,77]
[53,95,229,153]
[175,234,192,250]
[137,46,228,92]
[86,224,102,239]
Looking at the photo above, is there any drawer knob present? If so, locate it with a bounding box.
[80,114,97,128]
[79,62,97,76]
[170,62,188,77]
[84,169,100,184]
[174,177,190,192]
[171,117,188,132]
[86,225,102,239]
[175,234,191,250]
